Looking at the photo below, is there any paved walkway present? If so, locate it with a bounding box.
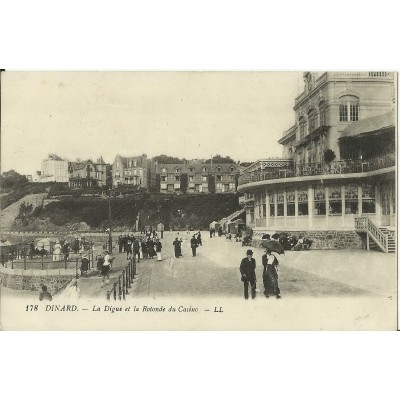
[125,232,396,299]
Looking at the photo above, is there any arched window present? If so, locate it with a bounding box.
[308,108,318,134]
[299,116,306,139]
[339,95,359,122]
[319,100,326,125]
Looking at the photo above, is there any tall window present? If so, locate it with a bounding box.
[286,191,295,216]
[298,190,309,216]
[329,186,342,215]
[314,186,326,215]
[362,184,376,213]
[277,192,285,216]
[175,176,180,182]
[339,96,359,122]
[269,192,275,217]
[345,185,358,214]
[308,109,318,134]
[299,116,306,138]
[319,100,326,126]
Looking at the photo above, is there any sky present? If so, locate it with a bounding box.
[1,71,303,175]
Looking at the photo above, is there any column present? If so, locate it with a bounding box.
[294,188,299,228]
[358,185,362,216]
[325,186,329,228]
[266,190,269,228]
[274,193,277,229]
[283,188,287,227]
[341,185,345,227]
[375,184,381,225]
[308,185,313,229]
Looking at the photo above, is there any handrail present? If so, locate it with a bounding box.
[239,152,395,186]
[355,216,389,253]
[106,258,136,301]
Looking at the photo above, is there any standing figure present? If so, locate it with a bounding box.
[262,249,281,299]
[39,285,53,301]
[101,251,112,287]
[197,232,202,246]
[62,240,70,261]
[96,254,104,275]
[80,254,89,277]
[141,240,148,259]
[53,241,62,261]
[173,237,181,258]
[126,240,133,260]
[118,235,123,252]
[190,235,198,257]
[155,239,162,262]
[239,249,257,300]
[147,238,157,259]
[133,239,141,262]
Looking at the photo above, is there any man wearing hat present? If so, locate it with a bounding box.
[239,249,257,299]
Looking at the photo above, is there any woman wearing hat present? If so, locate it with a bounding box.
[239,249,257,299]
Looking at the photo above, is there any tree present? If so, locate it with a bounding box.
[205,155,236,164]
[0,170,29,190]
[323,149,336,163]
[153,154,185,164]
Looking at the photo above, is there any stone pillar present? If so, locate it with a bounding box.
[325,186,329,228]
[266,190,269,228]
[358,185,362,216]
[274,193,277,229]
[308,185,313,229]
[375,184,381,225]
[283,188,287,227]
[341,185,345,227]
[295,188,299,228]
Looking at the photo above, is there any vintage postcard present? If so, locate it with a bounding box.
[0,71,397,330]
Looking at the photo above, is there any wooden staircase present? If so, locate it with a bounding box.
[355,217,396,253]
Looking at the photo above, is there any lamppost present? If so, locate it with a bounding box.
[108,189,113,254]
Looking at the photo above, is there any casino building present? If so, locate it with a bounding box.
[237,72,396,252]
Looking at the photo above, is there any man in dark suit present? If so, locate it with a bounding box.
[239,249,257,299]
[190,235,198,256]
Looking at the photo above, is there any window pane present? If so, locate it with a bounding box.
[314,201,326,215]
[362,199,376,214]
[270,204,275,217]
[287,203,295,216]
[339,104,348,121]
[298,202,308,216]
[345,200,358,214]
[329,200,342,215]
[277,204,284,216]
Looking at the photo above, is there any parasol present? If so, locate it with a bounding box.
[263,240,285,255]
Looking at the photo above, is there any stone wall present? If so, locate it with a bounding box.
[252,230,366,250]
[1,267,75,293]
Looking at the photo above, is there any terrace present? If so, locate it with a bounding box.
[238,152,395,186]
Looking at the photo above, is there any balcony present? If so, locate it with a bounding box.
[238,152,395,186]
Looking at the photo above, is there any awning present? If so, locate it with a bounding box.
[339,111,395,140]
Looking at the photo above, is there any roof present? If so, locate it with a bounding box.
[340,111,395,139]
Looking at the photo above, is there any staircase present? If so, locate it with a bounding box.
[355,217,396,253]
[218,208,245,226]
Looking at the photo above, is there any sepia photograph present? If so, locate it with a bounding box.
[0,71,397,330]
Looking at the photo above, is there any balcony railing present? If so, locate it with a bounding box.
[238,152,395,186]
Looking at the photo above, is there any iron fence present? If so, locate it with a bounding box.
[106,258,137,301]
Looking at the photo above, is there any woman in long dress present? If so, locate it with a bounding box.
[53,241,62,261]
[155,239,162,261]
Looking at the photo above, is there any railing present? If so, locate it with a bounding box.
[238,152,395,186]
[106,258,137,300]
[355,216,388,253]
[1,250,95,277]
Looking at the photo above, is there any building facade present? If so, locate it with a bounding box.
[112,154,153,188]
[238,72,396,252]
[40,156,69,183]
[155,160,239,194]
[68,157,111,188]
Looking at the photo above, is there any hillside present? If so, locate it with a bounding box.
[7,193,241,231]
[0,193,48,231]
